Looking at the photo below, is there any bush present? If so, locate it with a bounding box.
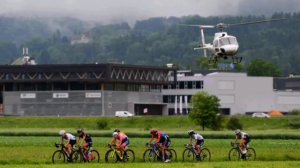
[96,120,109,130]
[226,117,243,130]
[211,114,225,130]
[289,109,300,115]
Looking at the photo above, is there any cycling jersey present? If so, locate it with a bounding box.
[63,133,76,146]
[113,132,129,148]
[190,133,204,141]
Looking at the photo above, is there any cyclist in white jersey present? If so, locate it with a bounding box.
[59,130,76,159]
[188,130,204,160]
[234,129,250,159]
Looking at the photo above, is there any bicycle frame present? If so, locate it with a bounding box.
[108,144,124,160]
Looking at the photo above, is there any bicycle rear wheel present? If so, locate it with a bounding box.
[105,149,118,163]
[123,149,135,162]
[168,149,177,161]
[200,148,211,161]
[228,148,240,161]
[182,148,195,162]
[143,149,156,162]
[89,149,100,163]
[52,150,66,163]
[246,148,256,161]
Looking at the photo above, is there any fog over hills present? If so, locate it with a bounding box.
[0,0,299,25]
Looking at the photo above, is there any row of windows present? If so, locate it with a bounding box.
[0,83,162,93]
[163,81,203,89]
[163,95,192,103]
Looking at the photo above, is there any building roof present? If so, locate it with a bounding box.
[0,63,175,84]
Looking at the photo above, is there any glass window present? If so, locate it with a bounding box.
[179,81,184,89]
[188,81,193,89]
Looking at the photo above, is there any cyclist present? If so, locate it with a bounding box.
[234,129,250,159]
[149,129,171,162]
[77,128,93,160]
[187,130,204,160]
[59,130,76,160]
[111,130,130,158]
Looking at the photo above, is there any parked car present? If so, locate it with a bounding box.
[115,111,134,117]
[252,112,271,118]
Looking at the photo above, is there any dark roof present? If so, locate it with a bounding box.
[0,63,175,84]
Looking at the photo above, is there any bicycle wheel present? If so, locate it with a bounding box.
[52,150,66,163]
[72,150,83,163]
[182,148,195,162]
[228,148,240,161]
[105,149,118,163]
[123,149,135,162]
[246,148,256,161]
[89,149,100,163]
[169,149,177,161]
[143,149,156,162]
[200,148,211,161]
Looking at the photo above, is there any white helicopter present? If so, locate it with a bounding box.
[182,18,286,64]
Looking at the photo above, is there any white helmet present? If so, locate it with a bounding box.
[59,130,65,136]
[112,132,118,138]
[235,129,241,135]
[187,130,195,135]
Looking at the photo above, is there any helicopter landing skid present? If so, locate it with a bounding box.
[232,56,242,64]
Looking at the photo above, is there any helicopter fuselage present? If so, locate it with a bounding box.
[211,32,239,58]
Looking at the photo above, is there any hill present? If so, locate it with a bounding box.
[0,13,299,74]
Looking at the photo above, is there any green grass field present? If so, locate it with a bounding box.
[1,116,300,167]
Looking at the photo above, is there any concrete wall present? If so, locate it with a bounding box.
[3,90,166,116]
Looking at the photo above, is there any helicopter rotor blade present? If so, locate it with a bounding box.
[227,18,287,27]
[179,24,215,28]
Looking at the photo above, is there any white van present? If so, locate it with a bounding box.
[115,111,134,117]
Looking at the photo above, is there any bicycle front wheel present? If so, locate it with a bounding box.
[124,149,135,162]
[228,148,240,161]
[200,148,211,161]
[143,149,156,162]
[246,148,256,161]
[105,149,118,163]
[52,150,66,163]
[89,149,100,163]
[72,150,83,163]
[182,148,195,162]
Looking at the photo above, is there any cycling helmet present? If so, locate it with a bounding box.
[59,130,65,136]
[114,128,120,133]
[77,128,83,133]
[187,130,195,135]
[150,129,157,135]
[235,129,241,135]
[112,132,118,138]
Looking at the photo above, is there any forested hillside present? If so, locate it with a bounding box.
[0,12,299,75]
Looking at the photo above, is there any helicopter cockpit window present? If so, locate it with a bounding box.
[219,37,237,46]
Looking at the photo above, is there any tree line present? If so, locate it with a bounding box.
[0,12,298,76]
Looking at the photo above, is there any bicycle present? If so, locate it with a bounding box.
[52,143,69,163]
[72,146,100,163]
[182,144,211,161]
[105,144,135,163]
[143,143,173,162]
[228,142,256,161]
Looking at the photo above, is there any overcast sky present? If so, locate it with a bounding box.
[0,0,299,24]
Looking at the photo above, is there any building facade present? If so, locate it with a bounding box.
[0,64,174,116]
[162,71,300,115]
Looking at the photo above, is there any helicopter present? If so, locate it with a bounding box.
[181,18,286,64]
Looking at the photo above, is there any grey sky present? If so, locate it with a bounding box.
[0,0,299,24]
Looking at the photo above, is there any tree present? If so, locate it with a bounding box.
[189,91,220,130]
[247,59,282,77]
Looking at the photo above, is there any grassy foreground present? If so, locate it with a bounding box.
[1,162,300,168]
[1,137,300,164]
